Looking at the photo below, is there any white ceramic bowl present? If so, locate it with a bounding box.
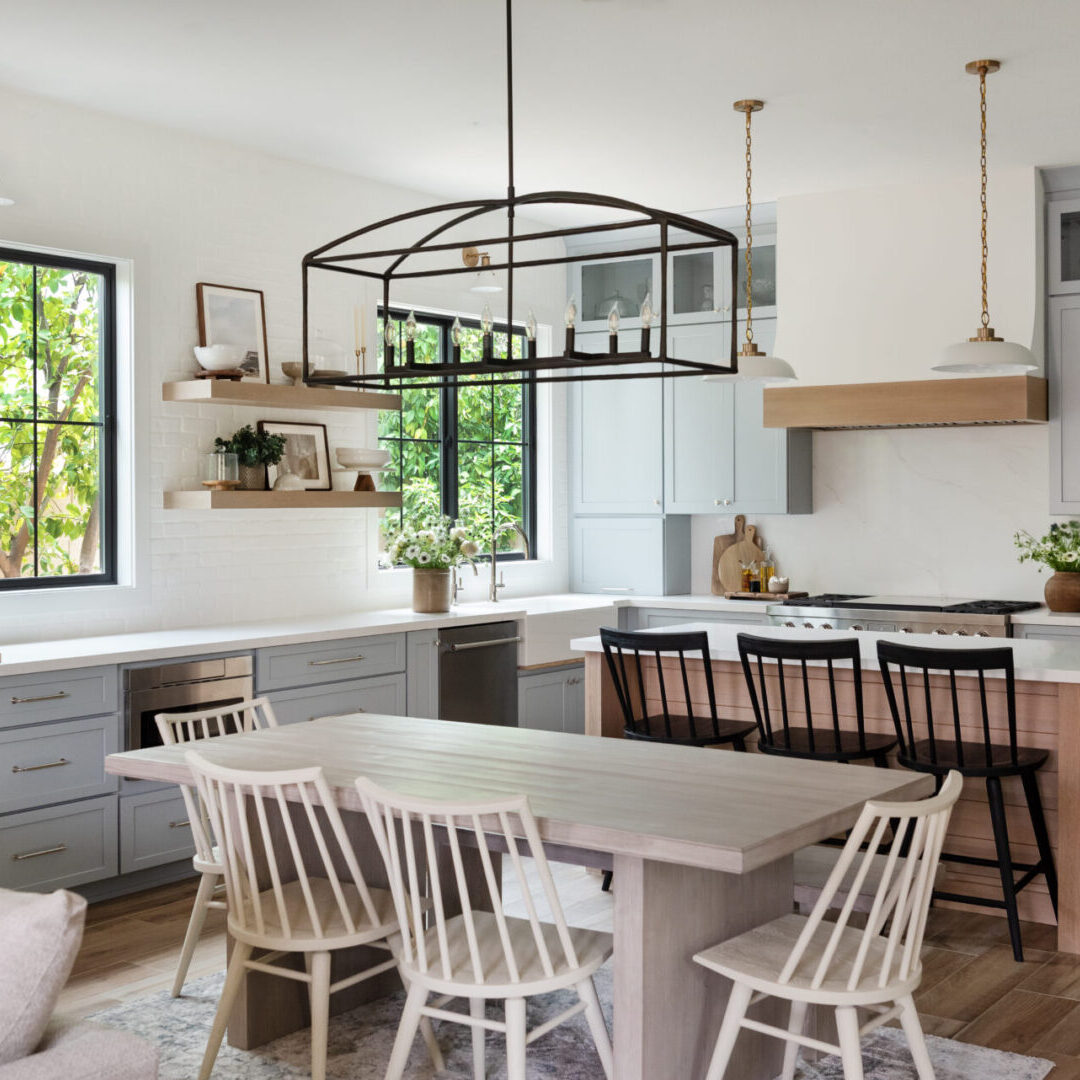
[335,447,391,470]
[194,344,245,371]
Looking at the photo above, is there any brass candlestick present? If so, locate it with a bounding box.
[354,345,367,378]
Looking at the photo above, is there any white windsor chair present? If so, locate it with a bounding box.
[356,776,614,1080]
[154,697,279,998]
[186,751,441,1080]
[694,770,963,1080]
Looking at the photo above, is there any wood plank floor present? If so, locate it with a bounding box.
[61,868,1080,1075]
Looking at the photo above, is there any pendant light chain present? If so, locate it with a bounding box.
[978,62,990,329]
[744,104,754,345]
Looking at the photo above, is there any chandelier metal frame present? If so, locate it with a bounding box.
[300,0,740,390]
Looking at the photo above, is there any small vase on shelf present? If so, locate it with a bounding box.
[238,463,266,490]
[413,568,452,614]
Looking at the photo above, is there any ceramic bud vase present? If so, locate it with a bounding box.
[1045,571,1080,612]
[238,463,266,491]
[413,568,452,614]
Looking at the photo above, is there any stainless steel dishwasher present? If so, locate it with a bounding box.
[437,622,520,726]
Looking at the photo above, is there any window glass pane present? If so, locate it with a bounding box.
[36,423,102,577]
[0,421,36,579]
[36,265,104,422]
[457,376,492,443]
[493,381,523,442]
[400,383,440,441]
[0,261,35,421]
[494,443,524,549]
[458,442,493,543]
[400,440,441,523]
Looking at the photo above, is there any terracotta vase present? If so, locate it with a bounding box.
[1045,571,1080,613]
[238,463,266,491]
[413,568,451,614]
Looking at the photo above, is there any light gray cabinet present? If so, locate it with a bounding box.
[0,665,119,730]
[518,664,585,734]
[266,673,407,726]
[1011,623,1080,641]
[256,634,406,692]
[1049,295,1080,511]
[621,606,771,631]
[119,789,195,875]
[570,516,691,595]
[1049,197,1080,296]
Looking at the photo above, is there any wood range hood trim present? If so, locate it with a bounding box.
[762,375,1047,431]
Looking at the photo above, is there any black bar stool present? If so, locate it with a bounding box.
[737,633,897,766]
[877,640,1057,961]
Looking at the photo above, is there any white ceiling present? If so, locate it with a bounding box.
[3,0,1079,213]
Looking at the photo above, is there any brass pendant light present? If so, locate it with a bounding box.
[933,60,1037,375]
[707,100,796,384]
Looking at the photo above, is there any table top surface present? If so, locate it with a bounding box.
[105,713,932,874]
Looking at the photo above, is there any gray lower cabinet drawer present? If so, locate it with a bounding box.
[0,796,118,891]
[0,715,120,814]
[256,635,406,692]
[267,673,407,726]
[120,789,196,874]
[0,666,119,730]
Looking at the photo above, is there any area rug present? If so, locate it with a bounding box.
[89,962,1054,1080]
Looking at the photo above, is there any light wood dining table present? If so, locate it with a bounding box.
[105,713,931,1079]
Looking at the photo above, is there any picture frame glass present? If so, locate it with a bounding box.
[259,421,331,490]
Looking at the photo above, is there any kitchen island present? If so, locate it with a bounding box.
[574,622,1080,950]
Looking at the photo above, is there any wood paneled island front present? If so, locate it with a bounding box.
[575,622,1080,950]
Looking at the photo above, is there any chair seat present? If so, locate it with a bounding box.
[409,911,613,996]
[694,912,919,1007]
[759,727,896,762]
[231,877,399,951]
[900,738,1048,777]
[793,844,947,914]
[625,714,756,747]
[193,844,223,876]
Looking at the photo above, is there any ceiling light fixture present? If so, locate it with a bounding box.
[462,246,503,293]
[706,100,796,385]
[933,60,1037,376]
[300,0,740,389]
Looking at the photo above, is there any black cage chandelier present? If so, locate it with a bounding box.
[301,0,740,389]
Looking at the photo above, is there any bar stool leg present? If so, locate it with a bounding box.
[986,775,1024,962]
[1021,768,1058,918]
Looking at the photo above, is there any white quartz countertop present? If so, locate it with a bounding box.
[0,593,768,677]
[1011,606,1080,627]
[571,620,1080,685]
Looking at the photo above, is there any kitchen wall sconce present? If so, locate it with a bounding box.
[933,60,1037,376]
[706,99,797,385]
[462,246,503,294]
[299,0,739,390]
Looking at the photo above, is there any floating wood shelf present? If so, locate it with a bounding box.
[163,490,403,510]
[763,375,1047,430]
[162,380,402,412]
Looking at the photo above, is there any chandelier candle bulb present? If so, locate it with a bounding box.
[607,303,620,354]
[383,318,395,366]
[564,297,577,356]
[640,293,655,353]
[451,316,464,363]
[525,309,537,358]
[481,302,494,361]
[404,310,418,364]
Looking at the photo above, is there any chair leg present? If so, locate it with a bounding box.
[1022,768,1059,918]
[470,997,486,1080]
[986,775,1024,962]
[897,994,935,1080]
[308,951,331,1080]
[197,941,252,1080]
[835,1005,864,1080]
[505,997,527,1080]
[577,976,613,1080]
[395,967,444,1071]
[601,870,613,892]
[733,736,748,752]
[172,871,218,997]
[384,980,427,1080]
[704,981,753,1080]
[781,999,808,1080]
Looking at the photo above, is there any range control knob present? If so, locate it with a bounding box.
[932,628,948,635]
[803,622,815,629]
[851,624,864,631]
[783,621,796,628]
[975,630,991,637]
[953,629,969,637]
[821,623,833,630]
[900,627,914,633]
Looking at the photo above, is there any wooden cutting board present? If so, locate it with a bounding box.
[710,514,747,595]
[717,523,766,594]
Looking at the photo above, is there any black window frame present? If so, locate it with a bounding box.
[0,246,117,591]
[378,307,537,561]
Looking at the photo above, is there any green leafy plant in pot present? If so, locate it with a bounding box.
[213,425,286,490]
[1015,521,1080,612]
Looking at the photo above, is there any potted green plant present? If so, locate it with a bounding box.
[380,515,478,613]
[1015,521,1080,612]
[213,425,286,490]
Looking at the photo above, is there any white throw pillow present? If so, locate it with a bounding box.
[0,888,87,1064]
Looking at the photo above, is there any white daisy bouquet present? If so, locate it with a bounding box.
[381,515,479,571]
[1015,521,1080,572]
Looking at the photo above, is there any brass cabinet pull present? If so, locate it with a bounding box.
[12,757,70,774]
[169,820,191,829]
[12,843,67,861]
[566,677,582,686]
[308,654,366,666]
[10,690,70,705]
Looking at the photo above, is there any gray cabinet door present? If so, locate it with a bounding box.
[570,516,690,596]
[518,665,585,734]
[266,673,407,726]
[1050,296,1080,511]
[569,331,664,515]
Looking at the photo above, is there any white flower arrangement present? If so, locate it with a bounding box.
[1015,521,1080,573]
[381,515,478,571]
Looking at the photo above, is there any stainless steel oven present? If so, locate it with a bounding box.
[124,656,254,750]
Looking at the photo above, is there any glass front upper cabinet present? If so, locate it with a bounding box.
[1050,198,1080,295]
[576,256,656,328]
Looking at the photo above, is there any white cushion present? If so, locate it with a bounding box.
[0,889,87,1065]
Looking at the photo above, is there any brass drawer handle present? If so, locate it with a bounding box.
[308,655,365,667]
[566,677,582,686]
[11,690,70,705]
[12,843,67,861]
[12,758,70,774]
[169,820,191,829]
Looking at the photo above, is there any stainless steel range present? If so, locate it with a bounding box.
[764,595,1040,638]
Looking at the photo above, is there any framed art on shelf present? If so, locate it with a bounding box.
[258,420,331,490]
[196,282,269,382]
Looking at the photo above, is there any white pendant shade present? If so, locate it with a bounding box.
[704,351,798,384]
[933,339,1037,375]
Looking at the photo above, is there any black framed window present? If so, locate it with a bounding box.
[377,309,536,557]
[0,248,116,589]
